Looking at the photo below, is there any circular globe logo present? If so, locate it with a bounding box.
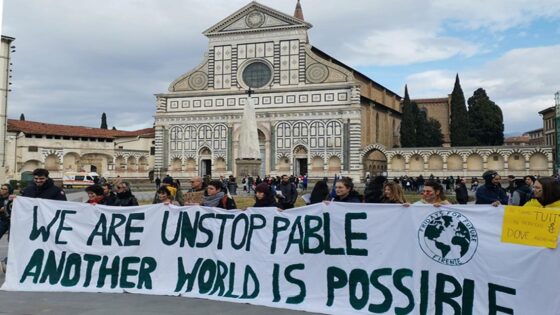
[418,210,478,266]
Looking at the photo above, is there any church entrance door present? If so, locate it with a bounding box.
[296,158,308,176]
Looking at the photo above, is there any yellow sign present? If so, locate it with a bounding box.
[502,206,560,248]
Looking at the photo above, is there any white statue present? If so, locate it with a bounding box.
[238,95,261,159]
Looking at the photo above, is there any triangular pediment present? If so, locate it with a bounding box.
[203,1,312,36]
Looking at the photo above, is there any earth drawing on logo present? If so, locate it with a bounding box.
[418,210,478,266]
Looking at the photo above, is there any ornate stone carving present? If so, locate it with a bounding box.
[306,63,329,83]
[246,11,266,28]
[188,72,208,90]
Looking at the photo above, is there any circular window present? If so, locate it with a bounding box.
[242,61,272,88]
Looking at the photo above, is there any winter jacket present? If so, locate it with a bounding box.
[278,181,298,207]
[475,183,508,205]
[112,190,139,207]
[21,178,67,201]
[333,190,362,203]
[523,199,560,208]
[454,183,469,204]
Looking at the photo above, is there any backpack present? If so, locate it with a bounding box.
[221,195,237,210]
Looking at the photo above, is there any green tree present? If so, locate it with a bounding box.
[468,88,504,145]
[449,74,471,146]
[400,85,418,147]
[100,112,108,129]
[19,113,25,121]
[415,104,427,146]
[424,118,444,147]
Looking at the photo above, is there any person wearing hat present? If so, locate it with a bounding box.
[153,175,184,206]
[85,185,107,205]
[475,170,508,206]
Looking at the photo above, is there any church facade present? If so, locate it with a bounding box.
[154,1,401,181]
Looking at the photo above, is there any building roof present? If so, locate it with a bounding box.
[504,135,530,143]
[522,128,543,135]
[538,106,555,115]
[7,119,154,139]
[412,97,449,104]
[310,46,401,99]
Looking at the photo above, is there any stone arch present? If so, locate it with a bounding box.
[63,152,80,171]
[214,157,226,171]
[487,153,504,171]
[529,152,548,171]
[409,154,424,172]
[127,156,138,171]
[138,156,148,172]
[427,154,443,170]
[446,154,463,171]
[199,147,212,156]
[362,149,387,176]
[277,155,290,172]
[44,154,60,171]
[20,160,41,173]
[466,154,483,171]
[508,152,525,172]
[186,158,197,171]
[328,156,341,172]
[115,156,126,172]
[171,157,182,171]
[81,153,111,174]
[360,143,388,159]
[311,155,324,172]
[390,154,405,171]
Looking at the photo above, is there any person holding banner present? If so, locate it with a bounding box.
[111,182,139,207]
[332,177,362,203]
[156,186,180,206]
[523,176,560,208]
[414,181,450,205]
[85,185,107,205]
[475,170,508,206]
[380,181,407,204]
[308,180,330,204]
[201,180,236,210]
[253,182,280,208]
[21,168,66,201]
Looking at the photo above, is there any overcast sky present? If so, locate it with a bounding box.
[3,0,560,134]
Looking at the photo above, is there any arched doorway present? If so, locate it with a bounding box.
[199,147,212,177]
[362,149,387,177]
[293,145,308,176]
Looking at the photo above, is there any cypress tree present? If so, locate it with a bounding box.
[449,74,470,146]
[400,85,417,147]
[100,112,108,129]
[468,88,504,145]
[425,118,444,147]
[19,113,25,121]
[415,104,426,146]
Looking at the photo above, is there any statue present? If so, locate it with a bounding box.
[236,88,262,177]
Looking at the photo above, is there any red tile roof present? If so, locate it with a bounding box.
[7,119,154,139]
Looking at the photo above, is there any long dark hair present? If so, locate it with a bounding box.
[310,180,329,204]
[535,177,560,206]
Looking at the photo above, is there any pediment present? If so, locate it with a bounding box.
[203,1,311,36]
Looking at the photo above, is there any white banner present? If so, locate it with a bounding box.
[2,197,560,314]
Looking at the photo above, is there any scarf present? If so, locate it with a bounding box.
[202,191,225,207]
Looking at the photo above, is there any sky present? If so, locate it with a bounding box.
[2,0,560,135]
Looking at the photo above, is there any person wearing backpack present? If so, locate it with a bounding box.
[511,178,532,206]
[201,180,236,210]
